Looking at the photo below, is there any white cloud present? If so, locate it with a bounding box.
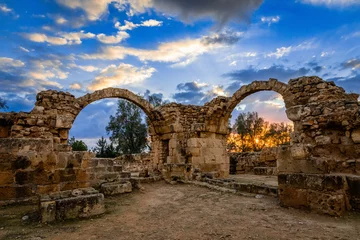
[32,14,46,18]
[261,16,280,25]
[31,59,69,80]
[70,83,82,90]
[320,51,335,57]
[69,63,100,72]
[56,0,114,21]
[230,61,237,66]
[19,46,30,52]
[267,46,292,58]
[0,4,12,13]
[0,57,25,69]
[55,16,68,24]
[116,19,163,31]
[88,63,156,91]
[82,34,232,66]
[24,31,96,45]
[96,31,129,44]
[300,0,360,6]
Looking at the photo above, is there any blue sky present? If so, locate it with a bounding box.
[1,0,360,147]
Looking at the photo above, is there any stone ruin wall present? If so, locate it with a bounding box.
[1,76,360,216]
[229,147,278,175]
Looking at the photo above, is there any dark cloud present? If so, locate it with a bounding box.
[176,81,207,92]
[306,61,323,73]
[328,72,360,93]
[152,0,263,27]
[342,58,360,69]
[223,65,311,94]
[201,31,241,45]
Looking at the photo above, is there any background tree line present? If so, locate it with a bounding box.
[227,111,292,152]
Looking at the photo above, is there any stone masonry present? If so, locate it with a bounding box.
[1,76,360,216]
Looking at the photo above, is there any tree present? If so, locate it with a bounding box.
[0,97,8,110]
[93,137,117,158]
[228,111,293,152]
[68,136,88,151]
[106,100,148,154]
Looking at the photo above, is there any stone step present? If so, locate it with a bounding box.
[100,181,132,196]
[254,167,277,176]
[202,178,277,197]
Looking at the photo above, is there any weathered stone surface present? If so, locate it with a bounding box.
[40,187,105,223]
[100,181,132,196]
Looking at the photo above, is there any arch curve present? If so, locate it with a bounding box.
[74,88,158,121]
[224,78,290,119]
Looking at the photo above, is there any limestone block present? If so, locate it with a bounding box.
[290,144,310,160]
[40,201,56,223]
[0,171,14,184]
[278,185,308,208]
[100,181,132,196]
[307,190,346,216]
[315,135,331,145]
[55,115,74,129]
[351,128,360,143]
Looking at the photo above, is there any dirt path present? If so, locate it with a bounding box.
[1,181,359,240]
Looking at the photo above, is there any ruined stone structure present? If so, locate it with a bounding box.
[229,147,278,175]
[1,76,360,217]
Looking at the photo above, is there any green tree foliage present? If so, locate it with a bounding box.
[93,137,117,158]
[106,100,148,154]
[0,97,8,110]
[68,136,88,151]
[228,111,292,152]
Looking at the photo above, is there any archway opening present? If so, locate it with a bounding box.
[226,89,293,195]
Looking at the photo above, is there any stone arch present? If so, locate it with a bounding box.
[74,88,157,121]
[224,78,290,120]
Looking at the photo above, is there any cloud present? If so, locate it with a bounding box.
[81,32,239,66]
[261,16,280,25]
[24,31,97,45]
[69,63,100,72]
[266,41,314,58]
[116,19,163,31]
[87,63,156,91]
[0,4,12,13]
[70,83,82,90]
[201,31,243,45]
[141,0,263,26]
[96,31,129,44]
[172,81,227,104]
[55,16,68,24]
[223,65,311,93]
[0,57,25,69]
[267,46,292,58]
[56,0,114,21]
[342,58,360,70]
[24,33,68,45]
[57,0,263,26]
[19,46,30,53]
[300,0,360,7]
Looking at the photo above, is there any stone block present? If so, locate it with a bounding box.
[40,188,105,223]
[278,185,308,209]
[346,176,360,210]
[100,181,132,196]
[307,190,346,216]
[36,184,60,194]
[0,171,14,184]
[290,144,310,160]
[351,128,360,143]
[0,185,33,201]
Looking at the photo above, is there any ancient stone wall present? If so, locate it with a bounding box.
[229,147,278,175]
[1,76,360,216]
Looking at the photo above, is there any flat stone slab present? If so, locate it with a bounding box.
[254,167,277,176]
[100,181,132,196]
[40,187,105,223]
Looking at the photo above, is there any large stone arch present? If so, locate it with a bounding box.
[224,78,290,120]
[74,88,158,122]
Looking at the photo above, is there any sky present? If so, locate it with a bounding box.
[0,0,360,147]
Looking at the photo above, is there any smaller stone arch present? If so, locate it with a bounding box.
[224,78,290,120]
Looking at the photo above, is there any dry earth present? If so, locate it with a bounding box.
[0,181,359,240]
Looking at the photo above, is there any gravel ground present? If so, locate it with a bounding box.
[0,181,359,240]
